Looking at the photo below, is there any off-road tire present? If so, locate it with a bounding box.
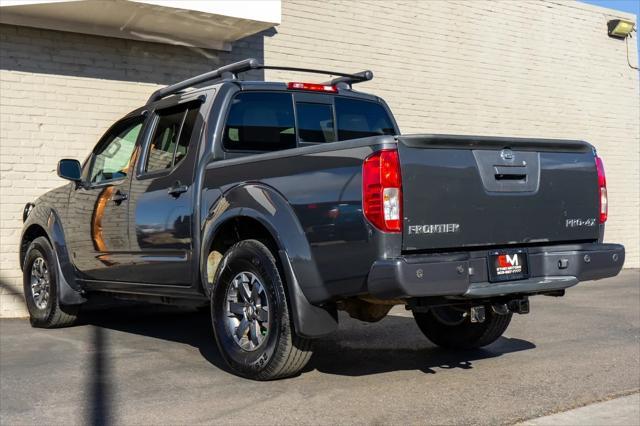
[211,239,312,380]
[23,237,78,328]
[413,306,512,350]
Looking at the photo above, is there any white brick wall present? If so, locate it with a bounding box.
[0,25,258,316]
[1,0,638,317]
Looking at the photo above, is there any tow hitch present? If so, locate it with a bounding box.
[469,297,531,323]
[492,297,530,316]
[408,296,531,324]
[469,306,485,323]
[508,298,530,314]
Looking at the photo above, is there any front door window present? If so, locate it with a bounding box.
[90,120,142,185]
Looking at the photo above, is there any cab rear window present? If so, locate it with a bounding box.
[297,102,336,143]
[222,92,395,152]
[335,97,395,140]
[223,92,296,151]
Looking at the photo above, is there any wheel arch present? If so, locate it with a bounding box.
[200,183,337,338]
[20,223,49,270]
[20,204,85,305]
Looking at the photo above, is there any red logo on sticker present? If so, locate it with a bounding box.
[498,254,519,267]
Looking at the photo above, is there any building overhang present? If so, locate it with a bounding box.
[0,0,280,51]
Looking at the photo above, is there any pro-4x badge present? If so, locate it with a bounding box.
[565,218,596,228]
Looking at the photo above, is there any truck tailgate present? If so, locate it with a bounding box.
[399,135,600,251]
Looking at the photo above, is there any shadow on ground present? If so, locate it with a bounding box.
[310,335,535,376]
[12,306,535,425]
[81,306,228,372]
[80,307,226,425]
[81,306,535,379]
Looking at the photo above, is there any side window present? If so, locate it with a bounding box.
[223,92,295,151]
[90,119,142,185]
[175,108,199,164]
[145,103,200,173]
[296,102,335,143]
[335,98,395,140]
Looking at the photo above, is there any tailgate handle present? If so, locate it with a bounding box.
[474,150,539,192]
[494,166,527,181]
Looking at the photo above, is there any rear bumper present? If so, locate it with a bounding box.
[367,243,625,299]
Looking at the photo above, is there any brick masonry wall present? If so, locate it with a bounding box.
[1,0,638,317]
[0,24,259,316]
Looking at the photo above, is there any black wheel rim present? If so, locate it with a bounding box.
[224,271,270,351]
[30,256,50,310]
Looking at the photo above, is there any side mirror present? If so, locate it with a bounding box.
[57,159,82,182]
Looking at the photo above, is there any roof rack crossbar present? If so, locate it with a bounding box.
[326,70,374,87]
[260,65,373,87]
[259,65,373,88]
[146,58,261,104]
[147,59,374,104]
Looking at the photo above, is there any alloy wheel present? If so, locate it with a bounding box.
[30,257,50,310]
[224,271,270,351]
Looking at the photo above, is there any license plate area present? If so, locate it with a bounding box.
[488,249,529,282]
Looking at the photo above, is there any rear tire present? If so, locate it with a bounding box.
[413,305,512,350]
[23,237,78,328]
[211,240,312,380]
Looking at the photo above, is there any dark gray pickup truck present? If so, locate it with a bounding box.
[20,59,625,380]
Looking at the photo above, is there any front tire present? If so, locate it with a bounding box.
[23,237,78,328]
[211,240,312,380]
[413,305,512,350]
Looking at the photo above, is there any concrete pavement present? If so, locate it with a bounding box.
[518,393,639,425]
[1,269,639,425]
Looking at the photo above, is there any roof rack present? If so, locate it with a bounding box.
[147,58,374,104]
[260,66,373,89]
[325,70,374,88]
[147,58,260,104]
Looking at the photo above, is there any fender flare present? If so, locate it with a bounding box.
[200,184,338,338]
[21,205,86,305]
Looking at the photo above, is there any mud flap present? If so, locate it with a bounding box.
[53,248,86,305]
[278,250,337,338]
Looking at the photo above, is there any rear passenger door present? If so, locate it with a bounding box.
[126,100,203,285]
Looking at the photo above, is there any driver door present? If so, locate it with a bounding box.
[66,115,146,282]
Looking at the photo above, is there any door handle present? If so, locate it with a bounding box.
[168,181,189,198]
[112,190,128,204]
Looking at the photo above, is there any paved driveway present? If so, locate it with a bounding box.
[1,270,639,425]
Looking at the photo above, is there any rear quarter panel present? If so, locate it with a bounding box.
[202,137,399,298]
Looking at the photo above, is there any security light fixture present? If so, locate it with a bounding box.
[607,19,635,39]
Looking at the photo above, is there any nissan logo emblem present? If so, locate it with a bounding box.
[500,148,514,161]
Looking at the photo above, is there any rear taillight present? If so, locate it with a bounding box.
[595,155,607,223]
[363,149,402,232]
[287,82,337,92]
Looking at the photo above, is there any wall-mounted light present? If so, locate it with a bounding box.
[607,19,635,39]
